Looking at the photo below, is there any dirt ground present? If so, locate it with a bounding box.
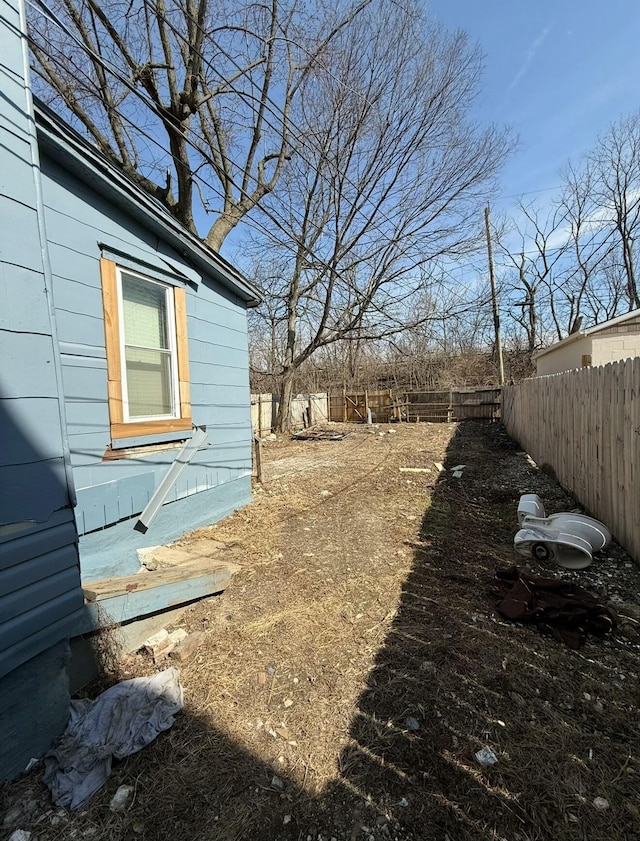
[3,420,640,841]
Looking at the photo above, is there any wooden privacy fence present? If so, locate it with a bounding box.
[502,358,640,563]
[255,387,500,432]
[251,393,329,435]
[330,387,501,423]
[251,393,277,436]
[405,387,501,422]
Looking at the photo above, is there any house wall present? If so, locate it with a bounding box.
[535,336,592,376]
[592,333,640,366]
[0,0,83,780]
[39,155,254,584]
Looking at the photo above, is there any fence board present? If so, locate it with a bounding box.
[503,359,640,564]
[623,362,634,552]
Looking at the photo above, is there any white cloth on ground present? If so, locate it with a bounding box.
[43,667,183,809]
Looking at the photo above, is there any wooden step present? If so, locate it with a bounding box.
[78,558,241,632]
[83,559,241,602]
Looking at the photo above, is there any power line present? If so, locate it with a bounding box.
[28,0,493,339]
[156,0,516,266]
[125,0,476,261]
[499,184,563,201]
[29,10,465,344]
[28,0,383,290]
[29,0,493,281]
[493,222,614,259]
[28,6,630,351]
[34,0,386,243]
[34,0,618,330]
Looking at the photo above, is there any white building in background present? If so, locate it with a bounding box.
[534,309,640,376]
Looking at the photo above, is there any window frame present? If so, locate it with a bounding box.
[100,258,192,440]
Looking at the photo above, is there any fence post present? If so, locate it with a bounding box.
[253,436,263,484]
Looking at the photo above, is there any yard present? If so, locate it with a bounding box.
[2,421,640,841]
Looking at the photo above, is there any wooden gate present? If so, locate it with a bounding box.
[329,390,396,423]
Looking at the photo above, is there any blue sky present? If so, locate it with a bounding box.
[427,0,640,214]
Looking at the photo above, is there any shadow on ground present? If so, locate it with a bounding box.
[2,422,639,841]
[327,421,640,841]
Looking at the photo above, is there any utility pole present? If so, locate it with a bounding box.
[484,206,505,386]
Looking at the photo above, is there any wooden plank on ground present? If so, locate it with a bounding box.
[83,558,239,601]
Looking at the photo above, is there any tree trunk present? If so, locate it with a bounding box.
[276,368,295,433]
[622,235,640,308]
[205,211,244,254]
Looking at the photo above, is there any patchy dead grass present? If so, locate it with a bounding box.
[2,421,639,841]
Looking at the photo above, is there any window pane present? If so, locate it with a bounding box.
[122,273,168,349]
[125,347,173,417]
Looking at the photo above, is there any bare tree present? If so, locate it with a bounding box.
[582,251,627,323]
[496,201,569,353]
[248,4,510,429]
[28,0,372,250]
[557,161,615,331]
[496,111,640,355]
[588,111,640,309]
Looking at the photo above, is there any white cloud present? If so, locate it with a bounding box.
[506,24,552,97]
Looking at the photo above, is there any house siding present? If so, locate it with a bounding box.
[0,0,83,781]
[0,641,72,782]
[593,315,640,337]
[39,156,254,583]
[536,312,640,375]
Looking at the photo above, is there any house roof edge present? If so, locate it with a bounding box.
[533,308,640,360]
[34,100,263,307]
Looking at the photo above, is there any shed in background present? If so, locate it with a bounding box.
[535,310,640,376]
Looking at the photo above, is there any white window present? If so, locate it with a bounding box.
[100,258,191,441]
[118,269,179,420]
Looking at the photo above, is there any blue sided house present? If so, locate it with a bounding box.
[39,94,261,625]
[0,0,260,781]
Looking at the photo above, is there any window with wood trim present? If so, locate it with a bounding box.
[100,258,191,440]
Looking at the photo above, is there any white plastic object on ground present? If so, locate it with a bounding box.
[110,785,134,813]
[514,527,594,569]
[515,494,611,570]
